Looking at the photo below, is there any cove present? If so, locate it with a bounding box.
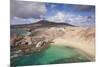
[11,45,90,66]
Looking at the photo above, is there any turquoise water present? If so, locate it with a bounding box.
[11,29,31,36]
[11,45,90,66]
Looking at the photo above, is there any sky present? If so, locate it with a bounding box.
[10,0,95,26]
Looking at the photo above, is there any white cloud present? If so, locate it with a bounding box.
[47,12,66,22]
[46,11,95,26]
[66,14,95,26]
[11,0,47,18]
[11,17,41,25]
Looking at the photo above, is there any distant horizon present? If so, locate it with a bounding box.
[11,0,95,27]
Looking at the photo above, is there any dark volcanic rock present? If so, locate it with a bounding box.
[11,20,75,29]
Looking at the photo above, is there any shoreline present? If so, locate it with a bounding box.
[51,38,95,61]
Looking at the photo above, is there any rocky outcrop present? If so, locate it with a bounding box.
[10,34,23,47]
[11,35,52,57]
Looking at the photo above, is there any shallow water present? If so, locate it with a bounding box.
[11,29,31,36]
[11,45,90,66]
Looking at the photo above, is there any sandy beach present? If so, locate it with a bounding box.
[52,27,95,60]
